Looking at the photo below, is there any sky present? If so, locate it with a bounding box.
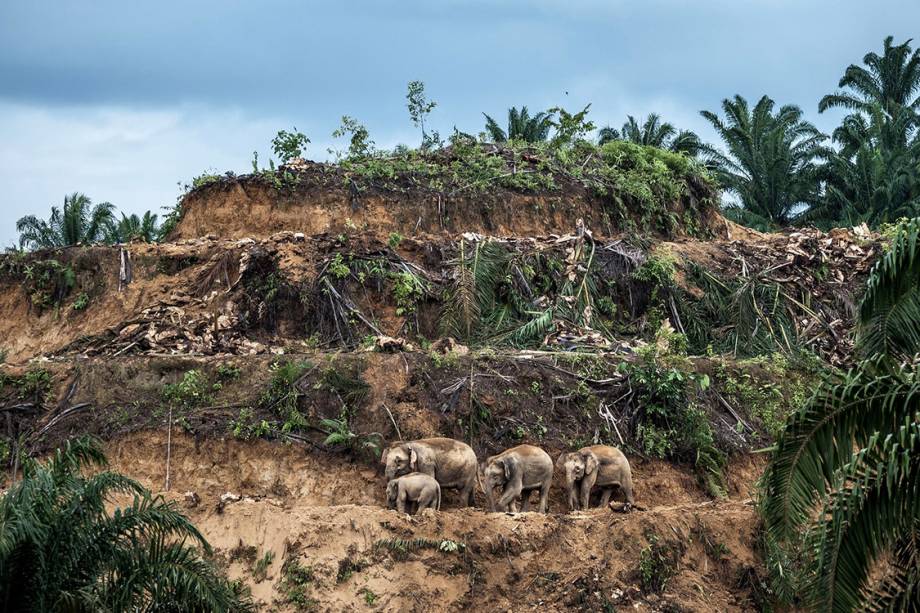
[1,0,917,246]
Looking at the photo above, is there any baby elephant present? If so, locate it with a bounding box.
[481,444,554,513]
[386,472,441,515]
[558,445,634,511]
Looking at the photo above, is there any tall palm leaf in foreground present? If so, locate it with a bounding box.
[760,217,920,611]
[16,192,116,250]
[0,437,251,612]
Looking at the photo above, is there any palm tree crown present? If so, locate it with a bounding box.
[483,106,554,143]
[700,95,828,228]
[16,193,116,250]
[598,113,702,156]
[819,36,920,118]
[108,211,161,243]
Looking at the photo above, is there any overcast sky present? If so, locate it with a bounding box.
[1,1,916,246]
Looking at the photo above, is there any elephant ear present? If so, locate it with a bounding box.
[502,455,519,481]
[386,480,397,500]
[381,447,390,465]
[556,452,569,470]
[583,452,599,476]
[409,447,419,471]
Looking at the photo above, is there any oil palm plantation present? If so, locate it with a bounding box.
[107,211,161,243]
[482,106,554,143]
[761,217,920,611]
[816,37,920,228]
[16,193,116,250]
[700,95,828,229]
[598,113,702,156]
[0,437,252,612]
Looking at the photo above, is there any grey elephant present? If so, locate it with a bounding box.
[480,444,553,513]
[557,445,634,511]
[386,472,441,515]
[381,438,478,507]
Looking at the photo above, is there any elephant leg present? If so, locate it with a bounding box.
[538,480,551,513]
[397,491,408,515]
[461,477,475,508]
[498,484,521,512]
[520,489,532,512]
[599,488,613,507]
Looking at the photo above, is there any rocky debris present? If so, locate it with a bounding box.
[184,491,201,508]
[367,335,416,352]
[220,492,241,504]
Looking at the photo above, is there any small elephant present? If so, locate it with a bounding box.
[386,472,441,515]
[381,438,478,507]
[557,445,634,511]
[481,444,553,513]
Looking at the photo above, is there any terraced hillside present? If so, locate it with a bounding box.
[0,148,881,611]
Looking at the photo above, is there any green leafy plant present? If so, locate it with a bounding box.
[760,215,920,610]
[278,558,316,611]
[260,360,311,433]
[271,128,310,162]
[331,116,374,159]
[71,291,89,311]
[638,533,682,593]
[0,437,251,611]
[406,80,440,149]
[252,550,275,583]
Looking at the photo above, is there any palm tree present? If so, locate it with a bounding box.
[760,217,920,610]
[16,193,116,250]
[598,113,702,156]
[0,437,252,611]
[817,37,920,228]
[807,105,920,227]
[819,36,920,119]
[482,106,554,143]
[700,95,828,228]
[108,211,161,243]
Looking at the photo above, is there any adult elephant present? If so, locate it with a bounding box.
[480,444,553,513]
[381,438,478,507]
[557,445,634,511]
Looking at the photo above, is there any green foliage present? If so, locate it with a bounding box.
[271,128,310,162]
[638,533,682,593]
[331,116,373,159]
[335,557,369,583]
[107,211,160,243]
[373,537,465,561]
[389,270,427,316]
[0,437,251,611]
[599,113,702,157]
[620,350,726,496]
[252,550,275,583]
[701,95,828,228]
[229,408,271,440]
[16,192,116,250]
[320,417,381,458]
[760,215,920,610]
[406,80,440,150]
[162,369,211,413]
[548,104,595,148]
[361,588,378,605]
[6,368,52,401]
[217,362,242,381]
[18,259,76,310]
[260,360,311,433]
[71,291,89,311]
[278,559,317,611]
[483,106,554,143]
[856,216,920,363]
[387,232,403,249]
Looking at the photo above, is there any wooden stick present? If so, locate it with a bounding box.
[165,406,173,492]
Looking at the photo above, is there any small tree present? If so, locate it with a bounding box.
[271,128,310,162]
[331,116,374,159]
[406,81,440,150]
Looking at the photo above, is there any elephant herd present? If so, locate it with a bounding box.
[381,437,634,515]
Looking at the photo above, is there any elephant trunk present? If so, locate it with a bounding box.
[384,465,396,481]
[480,468,495,512]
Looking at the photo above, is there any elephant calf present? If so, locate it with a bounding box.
[558,445,634,511]
[481,444,553,513]
[386,472,441,515]
[381,438,478,507]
